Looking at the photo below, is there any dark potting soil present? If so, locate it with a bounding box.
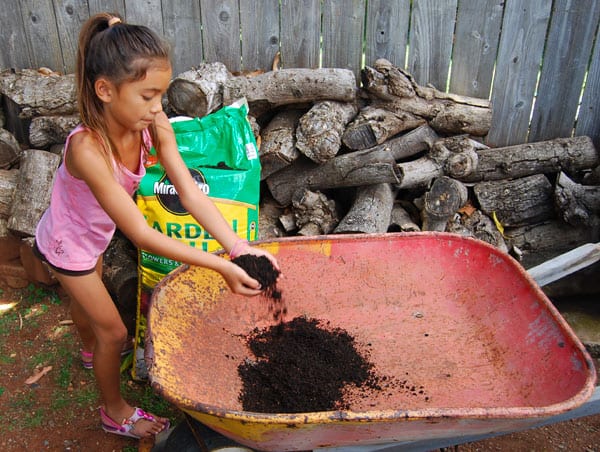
[238,316,384,413]
[231,254,286,321]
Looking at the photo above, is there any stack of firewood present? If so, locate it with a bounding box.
[1,59,599,301]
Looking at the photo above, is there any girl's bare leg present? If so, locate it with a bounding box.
[53,269,168,437]
[70,259,103,360]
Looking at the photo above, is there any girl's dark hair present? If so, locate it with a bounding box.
[76,13,171,164]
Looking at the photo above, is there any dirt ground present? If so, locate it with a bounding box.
[1,283,599,452]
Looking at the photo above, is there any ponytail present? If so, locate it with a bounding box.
[76,13,170,164]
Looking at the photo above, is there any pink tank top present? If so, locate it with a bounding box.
[35,125,150,271]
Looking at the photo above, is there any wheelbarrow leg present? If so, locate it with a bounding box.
[152,414,255,452]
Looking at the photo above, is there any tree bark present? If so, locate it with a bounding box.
[474,174,555,227]
[554,171,600,227]
[292,189,340,236]
[8,150,60,237]
[266,149,401,206]
[334,183,395,234]
[296,101,358,163]
[395,134,482,189]
[167,62,231,118]
[258,194,286,239]
[362,59,492,136]
[0,128,21,169]
[223,68,357,117]
[388,202,420,232]
[259,109,304,180]
[29,115,80,149]
[459,136,599,183]
[504,220,599,268]
[447,209,508,252]
[0,69,77,118]
[0,169,18,218]
[420,177,468,232]
[342,106,425,150]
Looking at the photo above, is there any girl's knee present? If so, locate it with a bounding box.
[99,323,128,348]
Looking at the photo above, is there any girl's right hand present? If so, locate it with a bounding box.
[221,261,263,296]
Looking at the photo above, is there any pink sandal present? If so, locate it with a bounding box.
[99,406,169,439]
[80,350,94,370]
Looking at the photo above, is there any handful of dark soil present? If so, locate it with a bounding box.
[238,316,382,413]
[231,254,285,321]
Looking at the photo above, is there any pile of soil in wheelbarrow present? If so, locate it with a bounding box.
[231,254,286,321]
[238,316,387,413]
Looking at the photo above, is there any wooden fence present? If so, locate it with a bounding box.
[0,0,599,148]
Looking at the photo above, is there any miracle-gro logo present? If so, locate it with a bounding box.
[154,168,209,215]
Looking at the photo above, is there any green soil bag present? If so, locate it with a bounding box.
[133,102,260,379]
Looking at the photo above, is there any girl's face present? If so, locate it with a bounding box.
[99,59,172,132]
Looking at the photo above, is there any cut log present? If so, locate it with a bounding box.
[102,230,138,336]
[384,124,440,160]
[396,134,482,189]
[266,149,401,206]
[0,168,18,218]
[362,59,492,136]
[420,177,468,232]
[7,149,61,237]
[296,101,358,163]
[554,172,600,227]
[334,183,395,234]
[222,68,357,116]
[504,220,599,268]
[258,194,286,239]
[167,62,231,118]
[447,209,508,252]
[459,136,599,183]
[259,109,304,180]
[29,114,80,149]
[474,174,555,227]
[292,189,339,236]
[20,237,56,286]
[342,106,425,150]
[0,69,77,118]
[388,202,420,232]
[0,128,21,169]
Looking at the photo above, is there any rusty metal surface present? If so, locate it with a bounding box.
[146,232,596,451]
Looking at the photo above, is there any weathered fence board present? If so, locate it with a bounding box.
[126,0,163,36]
[576,24,600,149]
[162,0,203,75]
[529,0,600,142]
[53,0,89,72]
[88,0,125,16]
[0,0,599,148]
[407,0,458,90]
[0,3,33,70]
[201,0,241,73]
[364,0,410,69]
[280,0,321,69]
[486,0,552,147]
[449,0,503,99]
[322,0,365,78]
[240,0,280,72]
[20,0,64,71]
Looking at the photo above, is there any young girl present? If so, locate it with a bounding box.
[34,13,278,439]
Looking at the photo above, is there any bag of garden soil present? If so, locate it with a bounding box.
[132,101,260,380]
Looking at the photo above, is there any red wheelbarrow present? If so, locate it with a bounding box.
[146,232,597,451]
